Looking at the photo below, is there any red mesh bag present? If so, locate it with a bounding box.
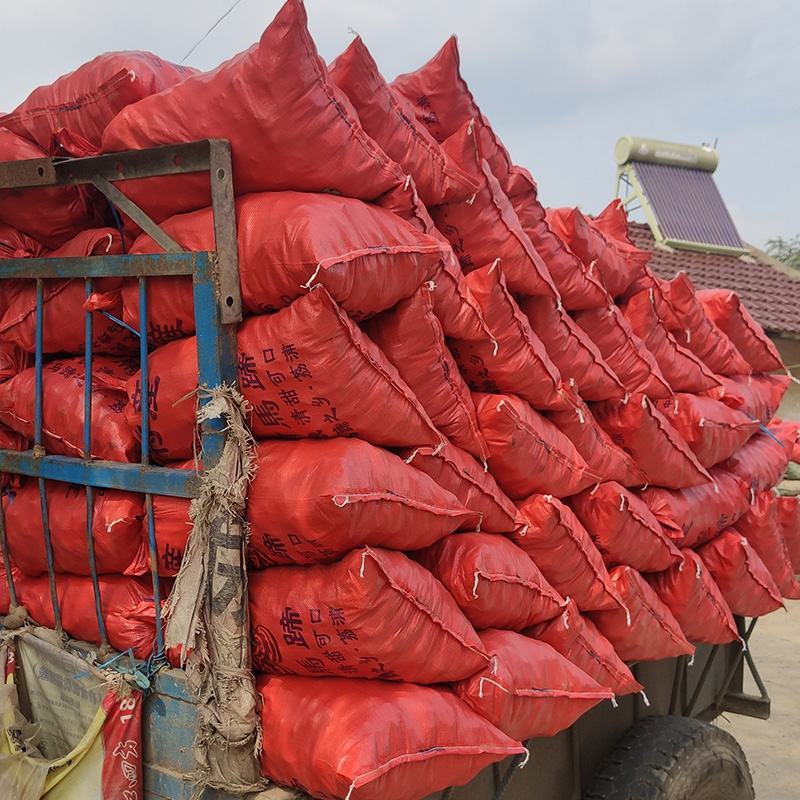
[512,494,625,613]
[244,438,477,566]
[546,207,641,297]
[645,550,739,645]
[3,479,144,577]
[708,374,790,425]
[641,467,750,548]
[328,37,477,207]
[777,496,800,574]
[124,192,449,344]
[391,36,513,187]
[365,284,487,459]
[1,52,194,151]
[698,289,784,373]
[572,302,673,398]
[0,355,138,462]
[14,573,157,659]
[0,129,104,248]
[652,394,760,469]
[401,443,524,533]
[697,530,784,617]
[588,566,694,662]
[663,274,751,376]
[449,265,568,411]
[0,229,136,355]
[569,482,682,572]
[432,123,556,298]
[519,294,624,401]
[127,290,442,462]
[101,1,412,223]
[526,599,643,697]
[473,393,596,499]
[249,547,488,683]
[591,395,710,489]
[454,629,611,740]
[546,397,645,487]
[734,490,800,599]
[0,342,30,382]
[257,674,524,800]
[621,290,720,393]
[720,431,790,494]
[415,532,565,630]
[502,167,609,309]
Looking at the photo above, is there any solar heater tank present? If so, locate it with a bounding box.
[615,136,719,173]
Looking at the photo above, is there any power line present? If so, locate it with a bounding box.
[180,0,245,64]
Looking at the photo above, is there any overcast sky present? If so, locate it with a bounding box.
[2,0,797,247]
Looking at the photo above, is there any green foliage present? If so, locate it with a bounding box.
[765,235,800,270]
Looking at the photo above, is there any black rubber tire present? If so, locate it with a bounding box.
[585,715,754,800]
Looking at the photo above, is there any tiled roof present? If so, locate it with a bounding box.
[628,221,800,335]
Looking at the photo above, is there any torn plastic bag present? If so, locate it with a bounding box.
[414,532,565,630]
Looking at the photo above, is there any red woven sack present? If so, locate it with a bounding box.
[126,289,442,462]
[257,674,524,800]
[709,374,790,425]
[0,425,27,489]
[391,37,513,188]
[653,394,760,468]
[473,393,596,499]
[641,467,750,548]
[546,207,640,297]
[415,532,564,630]
[401,443,524,533]
[1,52,194,151]
[454,629,611,740]
[124,192,448,344]
[526,600,642,697]
[720,431,790,494]
[502,168,609,309]
[14,573,157,658]
[698,289,784,373]
[249,547,488,683]
[0,223,47,259]
[519,294,624,401]
[590,199,632,243]
[0,229,136,355]
[365,284,487,459]
[572,302,673,399]
[512,494,625,612]
[621,290,719,393]
[645,550,739,645]
[697,530,784,617]
[450,265,568,411]
[588,566,694,662]
[0,356,138,462]
[0,129,104,248]
[769,419,800,462]
[3,479,144,576]
[663,274,751,376]
[329,38,477,206]
[101,1,412,223]
[244,438,477,566]
[734,490,800,599]
[777,496,800,574]
[0,342,29,382]
[546,397,645,486]
[569,482,682,572]
[591,395,711,489]
[432,123,556,298]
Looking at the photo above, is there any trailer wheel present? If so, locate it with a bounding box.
[585,715,754,800]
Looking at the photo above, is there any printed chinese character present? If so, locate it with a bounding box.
[328,607,346,627]
[314,631,331,648]
[278,389,300,407]
[290,409,311,425]
[281,343,300,362]
[309,609,322,624]
[297,657,326,674]
[290,363,312,381]
[261,535,290,562]
[279,607,309,648]
[322,650,346,664]
[337,628,358,644]
[161,544,184,572]
[253,401,290,429]
[238,353,265,389]
[262,348,275,364]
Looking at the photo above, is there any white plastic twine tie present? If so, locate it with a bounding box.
[625,607,632,627]
[104,233,113,252]
[589,259,597,275]
[713,480,721,495]
[518,748,531,769]
[433,439,446,455]
[695,560,702,579]
[467,118,475,136]
[128,70,136,82]
[740,637,748,652]
[685,327,692,343]
[359,550,369,578]
[622,392,631,405]
[403,448,419,465]
[576,405,585,424]
[345,782,356,800]
[425,280,436,292]
[688,654,695,668]
[619,494,626,512]
[333,495,350,508]
[544,494,554,503]
[488,257,500,275]
[640,395,648,409]
[472,571,481,599]
[648,287,655,304]
[590,482,600,495]
[301,262,323,289]
[699,417,706,428]
[482,459,489,473]
[475,514,483,533]
[562,604,571,629]
[611,696,619,709]
[673,398,679,416]
[641,483,649,491]
[404,175,411,191]
[518,523,529,538]
[569,377,576,388]
[467,192,477,206]
[750,488,756,504]
[556,296,563,312]
[640,691,651,707]
[492,337,499,357]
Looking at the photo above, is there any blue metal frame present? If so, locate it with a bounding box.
[0,139,240,664]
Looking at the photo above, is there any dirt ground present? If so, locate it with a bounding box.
[718,599,799,798]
